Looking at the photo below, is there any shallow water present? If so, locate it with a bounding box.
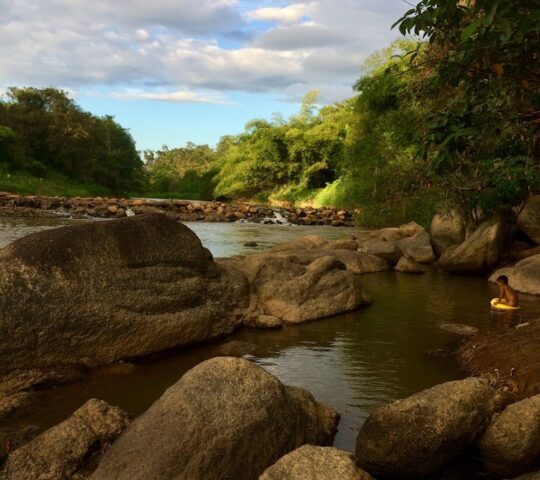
[1,216,539,452]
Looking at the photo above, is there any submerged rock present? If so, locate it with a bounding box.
[244,314,283,330]
[355,378,497,479]
[518,196,540,245]
[325,238,358,251]
[489,254,540,296]
[1,399,129,480]
[439,322,479,337]
[395,256,426,273]
[479,394,540,477]
[0,215,249,375]
[270,235,329,253]
[430,210,466,255]
[439,217,506,273]
[259,445,374,480]
[91,357,339,480]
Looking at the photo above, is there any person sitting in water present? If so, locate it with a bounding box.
[496,275,519,307]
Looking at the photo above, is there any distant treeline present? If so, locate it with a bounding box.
[0,87,144,193]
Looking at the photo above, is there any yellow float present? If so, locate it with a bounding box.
[490,298,521,310]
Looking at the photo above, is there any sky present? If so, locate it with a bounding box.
[0,1,412,151]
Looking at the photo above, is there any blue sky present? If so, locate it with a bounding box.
[0,1,412,151]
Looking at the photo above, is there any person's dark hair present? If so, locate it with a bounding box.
[497,275,509,284]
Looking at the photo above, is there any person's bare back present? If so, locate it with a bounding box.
[496,275,519,307]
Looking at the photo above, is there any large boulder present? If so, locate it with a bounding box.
[1,399,129,479]
[0,215,249,375]
[396,230,436,264]
[220,252,371,325]
[479,394,540,477]
[358,238,402,266]
[330,250,390,274]
[438,217,506,273]
[91,357,339,480]
[518,196,540,245]
[489,254,540,295]
[259,445,374,480]
[430,210,466,255]
[355,378,497,479]
[257,256,370,323]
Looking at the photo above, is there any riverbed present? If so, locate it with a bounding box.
[1,216,540,452]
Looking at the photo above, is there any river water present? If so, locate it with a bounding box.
[1,217,540,452]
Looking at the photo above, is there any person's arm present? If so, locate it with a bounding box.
[498,285,505,302]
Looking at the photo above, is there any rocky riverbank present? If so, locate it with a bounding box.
[0,192,356,226]
[3,358,540,479]
[1,197,540,478]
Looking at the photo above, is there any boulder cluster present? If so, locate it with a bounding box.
[0,192,355,226]
[3,359,540,479]
[0,215,373,421]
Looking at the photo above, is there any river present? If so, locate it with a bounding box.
[1,217,540,452]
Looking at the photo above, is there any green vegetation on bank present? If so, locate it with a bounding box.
[1,1,538,226]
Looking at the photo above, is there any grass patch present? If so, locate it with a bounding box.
[0,168,111,197]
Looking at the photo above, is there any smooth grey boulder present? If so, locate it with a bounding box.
[355,378,497,479]
[1,399,129,480]
[439,217,505,273]
[331,250,390,274]
[489,254,540,296]
[396,230,436,264]
[0,215,249,375]
[431,210,466,255]
[91,357,339,480]
[479,394,540,477]
[358,238,402,266]
[518,196,540,245]
[259,445,374,480]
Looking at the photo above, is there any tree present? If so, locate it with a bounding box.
[394,0,540,218]
[0,87,144,193]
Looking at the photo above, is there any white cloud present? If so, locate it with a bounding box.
[0,1,414,105]
[255,23,345,50]
[109,89,230,104]
[245,3,312,24]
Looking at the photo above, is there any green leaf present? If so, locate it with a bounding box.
[460,17,484,42]
[485,1,502,26]
[497,17,512,42]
